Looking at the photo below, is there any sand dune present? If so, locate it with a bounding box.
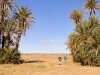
[0,54,100,75]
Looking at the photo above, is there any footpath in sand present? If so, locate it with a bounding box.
[0,54,100,75]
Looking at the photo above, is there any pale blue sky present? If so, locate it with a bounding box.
[16,0,100,53]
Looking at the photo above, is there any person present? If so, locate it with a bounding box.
[64,55,67,64]
[58,56,62,65]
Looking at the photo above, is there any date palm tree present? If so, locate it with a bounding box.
[3,18,16,49]
[70,10,84,24]
[0,0,16,49]
[70,10,84,32]
[14,6,34,50]
[83,0,100,16]
[0,0,16,15]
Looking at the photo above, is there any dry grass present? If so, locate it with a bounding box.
[0,54,100,75]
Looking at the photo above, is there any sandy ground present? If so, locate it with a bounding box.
[0,54,100,75]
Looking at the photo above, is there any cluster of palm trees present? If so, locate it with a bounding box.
[0,0,34,64]
[68,0,100,66]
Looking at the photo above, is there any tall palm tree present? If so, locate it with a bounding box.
[83,0,100,16]
[14,6,34,50]
[70,10,84,32]
[0,0,16,49]
[3,18,16,49]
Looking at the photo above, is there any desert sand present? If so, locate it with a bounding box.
[0,54,100,75]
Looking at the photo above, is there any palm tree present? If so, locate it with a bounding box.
[70,10,84,32]
[3,18,16,49]
[83,0,100,16]
[14,6,34,50]
[0,0,16,24]
[0,0,16,49]
[70,10,84,24]
[0,0,16,15]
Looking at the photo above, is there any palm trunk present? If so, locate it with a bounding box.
[1,7,4,49]
[5,32,10,49]
[0,32,1,48]
[2,34,5,49]
[90,10,92,16]
[15,34,21,50]
[0,13,2,47]
[75,21,83,33]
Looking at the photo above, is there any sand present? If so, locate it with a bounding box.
[0,54,100,75]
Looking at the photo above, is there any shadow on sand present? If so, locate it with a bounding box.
[23,60,46,64]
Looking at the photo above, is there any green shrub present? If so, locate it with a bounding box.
[0,48,23,64]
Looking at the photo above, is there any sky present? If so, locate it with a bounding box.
[16,0,100,54]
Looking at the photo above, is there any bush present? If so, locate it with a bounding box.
[73,49,100,66]
[0,48,23,64]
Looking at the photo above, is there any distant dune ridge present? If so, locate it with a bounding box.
[0,54,100,75]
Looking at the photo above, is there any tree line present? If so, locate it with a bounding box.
[0,0,34,64]
[68,0,100,66]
